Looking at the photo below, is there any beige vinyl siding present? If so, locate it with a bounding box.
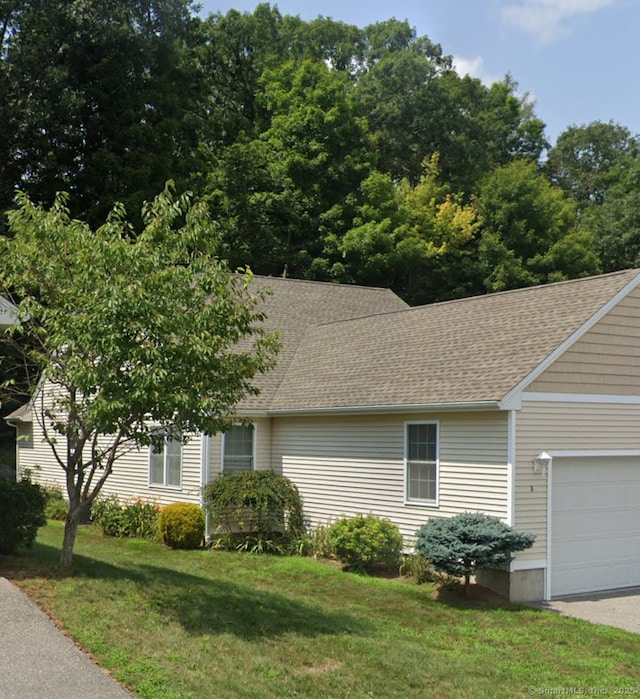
[271,411,508,543]
[515,400,640,562]
[529,285,640,394]
[17,414,203,507]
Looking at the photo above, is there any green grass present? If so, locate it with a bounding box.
[2,522,640,698]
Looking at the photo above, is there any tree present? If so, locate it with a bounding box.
[1,0,205,230]
[210,59,371,278]
[545,121,638,212]
[415,512,535,593]
[0,186,279,567]
[324,157,480,304]
[475,159,599,292]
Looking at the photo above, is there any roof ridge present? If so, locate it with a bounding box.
[301,269,640,330]
[249,274,401,295]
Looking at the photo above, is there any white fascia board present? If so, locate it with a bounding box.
[263,401,500,417]
[522,391,640,405]
[499,271,640,411]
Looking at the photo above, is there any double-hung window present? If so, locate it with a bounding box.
[150,433,182,488]
[405,422,438,504]
[222,424,255,474]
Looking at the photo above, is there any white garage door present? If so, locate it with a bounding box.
[551,456,640,597]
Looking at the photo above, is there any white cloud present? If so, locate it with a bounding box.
[502,0,617,42]
[452,56,500,86]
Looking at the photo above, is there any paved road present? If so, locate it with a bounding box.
[533,586,640,634]
[0,577,131,699]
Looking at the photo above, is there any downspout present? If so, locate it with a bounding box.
[200,432,211,538]
[506,410,516,526]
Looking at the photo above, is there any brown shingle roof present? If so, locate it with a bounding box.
[266,269,640,412]
[239,276,409,410]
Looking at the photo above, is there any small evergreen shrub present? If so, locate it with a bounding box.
[43,486,68,521]
[415,512,536,590]
[92,496,160,540]
[158,502,205,550]
[328,514,404,574]
[204,470,305,554]
[0,476,47,554]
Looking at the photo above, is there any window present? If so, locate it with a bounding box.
[222,424,255,474]
[405,422,438,503]
[150,434,182,488]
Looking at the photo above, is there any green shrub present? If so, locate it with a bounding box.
[158,502,205,550]
[43,486,68,521]
[92,496,160,540]
[399,553,453,585]
[415,512,536,591]
[204,470,305,554]
[0,476,47,554]
[304,523,334,559]
[328,514,404,574]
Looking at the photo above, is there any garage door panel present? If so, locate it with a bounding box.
[551,456,640,597]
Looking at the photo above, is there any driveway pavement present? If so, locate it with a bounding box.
[532,586,640,634]
[0,577,131,698]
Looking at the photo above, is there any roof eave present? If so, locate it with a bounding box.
[259,400,502,417]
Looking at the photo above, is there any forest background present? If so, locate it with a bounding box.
[2,0,638,306]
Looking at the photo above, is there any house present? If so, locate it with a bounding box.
[10,270,640,602]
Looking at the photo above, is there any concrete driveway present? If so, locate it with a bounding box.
[533,586,640,634]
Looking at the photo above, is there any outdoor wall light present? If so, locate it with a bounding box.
[533,450,552,474]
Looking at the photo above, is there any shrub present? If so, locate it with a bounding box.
[43,486,68,521]
[415,512,536,591]
[158,502,205,550]
[303,523,334,559]
[92,496,160,540]
[0,476,47,554]
[328,514,404,574]
[204,470,305,554]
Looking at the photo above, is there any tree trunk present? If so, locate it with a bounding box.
[60,514,79,568]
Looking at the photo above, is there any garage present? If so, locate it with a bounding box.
[551,456,640,597]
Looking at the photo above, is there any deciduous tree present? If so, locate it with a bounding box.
[0,186,279,567]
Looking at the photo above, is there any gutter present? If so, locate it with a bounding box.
[236,400,502,418]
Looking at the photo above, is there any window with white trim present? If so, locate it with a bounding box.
[222,424,255,474]
[150,434,182,488]
[405,422,438,503]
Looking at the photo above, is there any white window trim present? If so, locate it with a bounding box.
[220,423,257,475]
[404,420,439,507]
[149,433,183,491]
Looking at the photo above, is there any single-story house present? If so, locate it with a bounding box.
[9,269,640,602]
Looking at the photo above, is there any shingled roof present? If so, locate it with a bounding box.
[249,269,640,413]
[238,276,409,410]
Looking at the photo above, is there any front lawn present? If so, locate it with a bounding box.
[2,522,639,698]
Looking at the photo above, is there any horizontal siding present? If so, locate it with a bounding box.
[530,285,640,394]
[271,411,509,544]
[18,417,203,507]
[515,400,640,562]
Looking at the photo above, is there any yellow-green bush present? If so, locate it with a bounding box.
[158,502,205,550]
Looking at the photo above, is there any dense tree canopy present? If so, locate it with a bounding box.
[1,2,639,305]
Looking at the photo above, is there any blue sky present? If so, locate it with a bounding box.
[197,0,638,146]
